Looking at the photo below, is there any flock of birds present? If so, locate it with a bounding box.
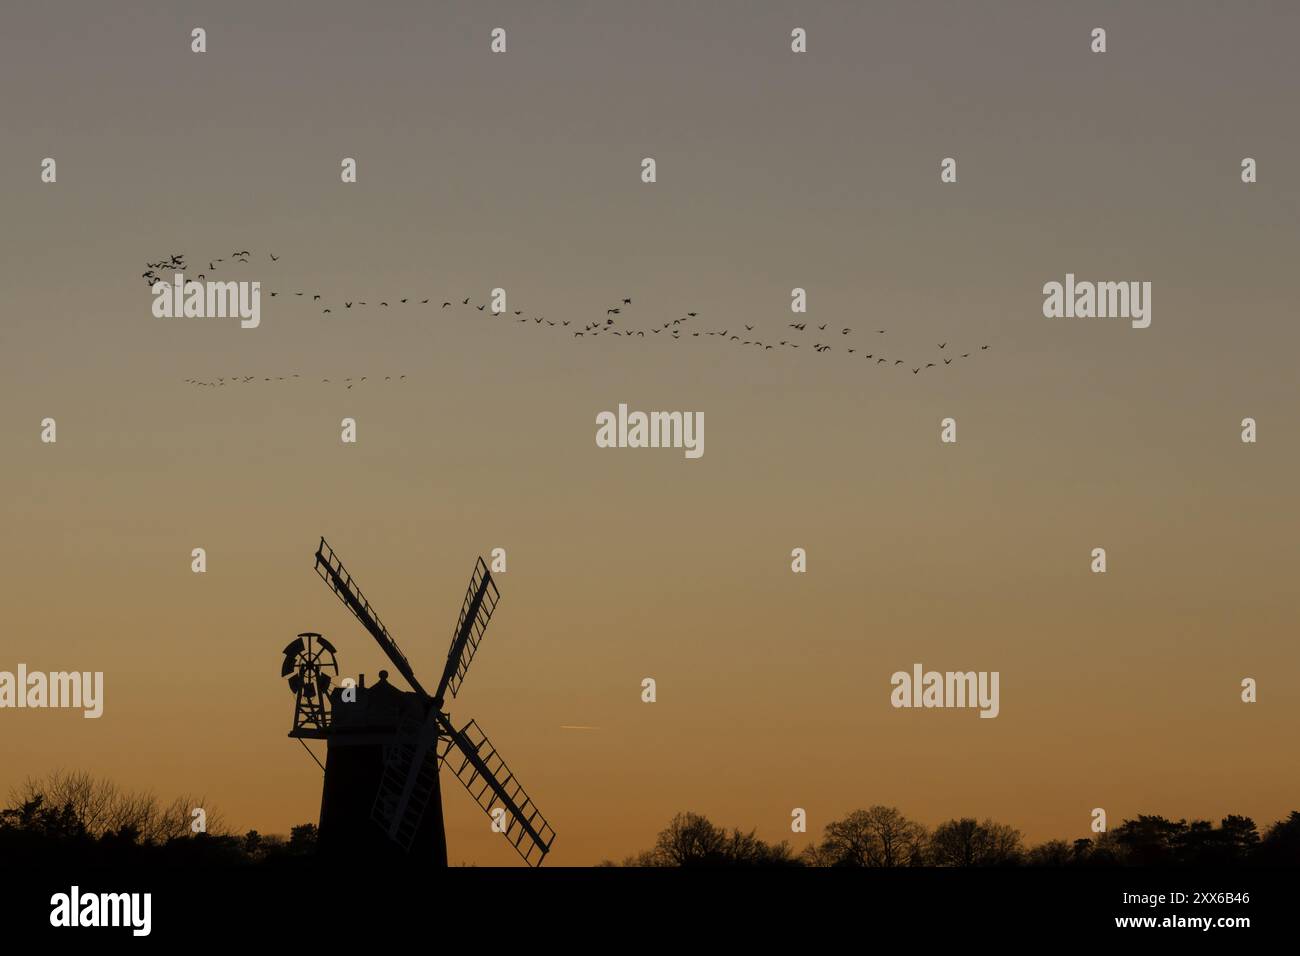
[148,250,992,387]
[183,373,406,389]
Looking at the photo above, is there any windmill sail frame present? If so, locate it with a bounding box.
[314,537,428,698]
[436,557,499,702]
[438,715,555,866]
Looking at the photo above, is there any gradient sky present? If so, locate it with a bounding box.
[2,1,1298,865]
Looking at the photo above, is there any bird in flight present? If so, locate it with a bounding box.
[269,253,279,261]
[165,256,993,386]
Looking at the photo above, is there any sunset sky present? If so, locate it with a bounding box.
[2,1,1298,866]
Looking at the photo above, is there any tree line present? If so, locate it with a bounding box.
[0,770,316,865]
[601,805,1300,867]
[6,772,1297,867]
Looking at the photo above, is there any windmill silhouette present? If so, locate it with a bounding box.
[287,537,555,866]
[281,633,338,737]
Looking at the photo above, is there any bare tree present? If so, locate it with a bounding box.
[600,812,799,867]
[814,806,929,867]
[930,817,1022,866]
[653,811,730,865]
[798,842,838,867]
[8,770,230,843]
[720,826,797,865]
[16,770,118,835]
[1025,839,1072,866]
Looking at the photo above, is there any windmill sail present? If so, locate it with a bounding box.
[436,558,499,701]
[314,537,428,698]
[438,715,555,866]
[372,711,443,850]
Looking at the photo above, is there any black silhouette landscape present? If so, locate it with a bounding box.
[5,771,1297,869]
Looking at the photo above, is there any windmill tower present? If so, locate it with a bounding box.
[284,537,555,866]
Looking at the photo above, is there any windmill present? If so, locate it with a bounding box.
[281,632,338,737]
[290,536,555,866]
